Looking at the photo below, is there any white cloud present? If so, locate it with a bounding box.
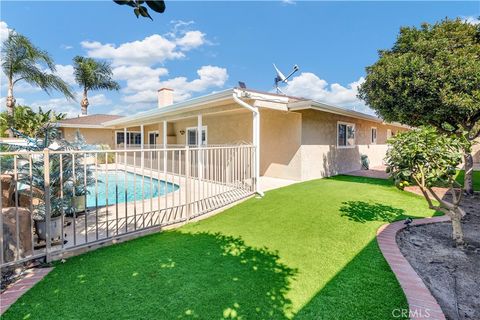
[55,64,76,85]
[283,72,372,113]
[0,20,10,42]
[122,65,228,104]
[2,20,226,117]
[81,30,205,66]
[462,16,480,25]
[170,20,195,33]
[176,31,205,50]
[112,65,168,93]
[29,92,112,117]
[281,0,296,4]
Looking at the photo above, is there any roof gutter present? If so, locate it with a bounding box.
[289,100,409,128]
[233,89,263,197]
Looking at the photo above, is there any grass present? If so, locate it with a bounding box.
[4,176,437,320]
[455,169,480,191]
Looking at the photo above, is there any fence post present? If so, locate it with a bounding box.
[43,148,52,262]
[185,146,191,222]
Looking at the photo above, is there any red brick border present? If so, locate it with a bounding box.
[0,267,53,315]
[377,216,450,320]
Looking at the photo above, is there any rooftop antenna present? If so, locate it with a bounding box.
[273,63,299,95]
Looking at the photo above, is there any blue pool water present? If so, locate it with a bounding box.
[86,171,179,207]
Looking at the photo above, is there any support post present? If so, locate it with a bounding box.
[123,127,127,150]
[163,121,167,171]
[253,112,260,193]
[140,124,144,168]
[43,148,52,262]
[197,114,203,181]
[185,146,191,222]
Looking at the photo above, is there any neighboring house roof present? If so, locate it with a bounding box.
[99,87,406,128]
[58,114,124,129]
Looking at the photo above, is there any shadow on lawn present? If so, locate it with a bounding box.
[340,201,408,223]
[293,238,409,319]
[4,231,297,320]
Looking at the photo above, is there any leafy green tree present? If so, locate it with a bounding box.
[0,105,65,138]
[358,18,480,195]
[73,56,120,116]
[113,0,166,20]
[386,127,467,246]
[1,31,74,136]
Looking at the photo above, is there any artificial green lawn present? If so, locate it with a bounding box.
[4,176,437,320]
[455,169,480,191]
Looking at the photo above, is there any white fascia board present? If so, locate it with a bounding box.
[57,124,112,129]
[103,88,235,128]
[288,100,409,128]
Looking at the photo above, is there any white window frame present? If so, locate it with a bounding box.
[115,130,142,146]
[337,121,356,148]
[371,127,377,144]
[185,126,208,146]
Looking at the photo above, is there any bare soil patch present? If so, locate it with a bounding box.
[397,191,480,320]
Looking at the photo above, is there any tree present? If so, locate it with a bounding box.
[0,105,65,138]
[73,56,120,116]
[386,127,468,246]
[1,31,74,137]
[113,0,166,20]
[358,18,480,195]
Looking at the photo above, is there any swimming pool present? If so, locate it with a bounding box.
[86,171,179,207]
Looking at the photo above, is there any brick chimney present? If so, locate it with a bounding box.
[158,88,174,108]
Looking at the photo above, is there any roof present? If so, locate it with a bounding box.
[238,87,307,102]
[100,87,407,129]
[58,114,124,128]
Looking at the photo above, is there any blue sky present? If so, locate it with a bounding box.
[1,1,479,117]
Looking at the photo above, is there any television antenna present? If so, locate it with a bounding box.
[273,63,299,94]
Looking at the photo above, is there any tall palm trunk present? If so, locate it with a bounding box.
[6,78,16,138]
[463,151,474,195]
[81,87,89,116]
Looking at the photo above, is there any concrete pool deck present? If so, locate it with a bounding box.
[31,163,254,259]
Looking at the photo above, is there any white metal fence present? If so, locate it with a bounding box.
[0,145,256,267]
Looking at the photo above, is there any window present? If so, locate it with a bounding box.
[186,126,207,146]
[337,122,355,147]
[148,132,159,146]
[371,127,377,144]
[116,131,141,145]
[387,129,392,140]
[116,132,125,145]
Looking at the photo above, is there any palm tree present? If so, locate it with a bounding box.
[73,56,120,116]
[1,31,75,136]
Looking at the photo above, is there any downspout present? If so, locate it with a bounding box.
[232,90,264,197]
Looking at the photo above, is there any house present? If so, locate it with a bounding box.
[59,87,409,182]
[57,114,123,147]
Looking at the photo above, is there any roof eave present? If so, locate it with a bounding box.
[57,123,113,129]
[288,100,409,128]
[103,88,236,127]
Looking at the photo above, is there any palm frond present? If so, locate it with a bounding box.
[1,31,75,100]
[73,56,120,92]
